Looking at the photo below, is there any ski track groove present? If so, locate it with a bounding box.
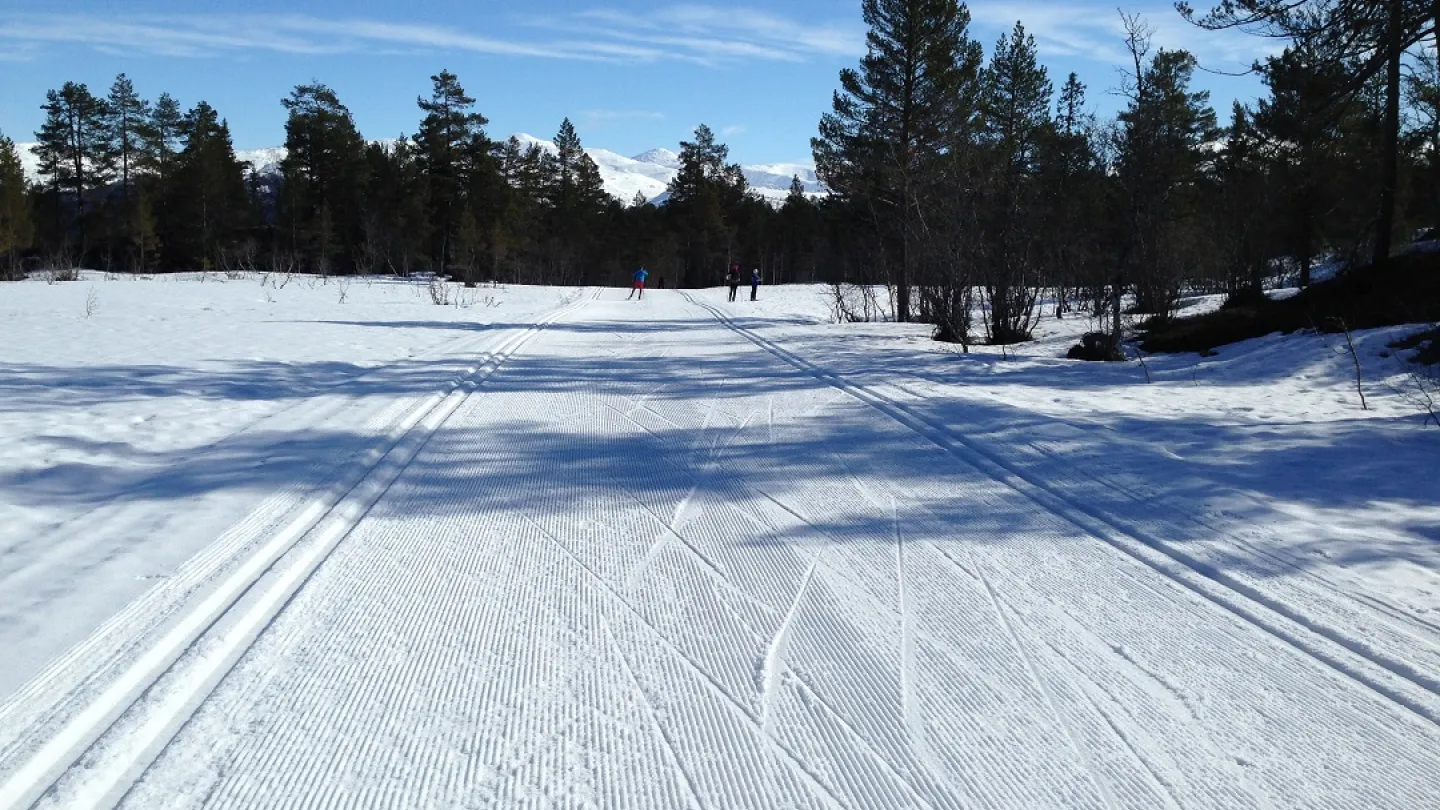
[929,388,1440,665]
[685,293,1440,728]
[0,338,499,759]
[10,290,1437,809]
[0,290,597,810]
[891,369,1440,642]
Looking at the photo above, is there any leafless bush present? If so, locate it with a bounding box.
[828,282,883,323]
[40,249,79,283]
[84,287,98,318]
[219,240,258,280]
[336,278,350,305]
[264,251,298,289]
[427,275,452,306]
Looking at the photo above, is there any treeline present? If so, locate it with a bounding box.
[814,0,1440,346]
[0,71,830,287]
[2,0,1438,349]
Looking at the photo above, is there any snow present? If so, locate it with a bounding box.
[0,276,1437,809]
[13,142,41,182]
[511,133,823,205]
[9,137,822,207]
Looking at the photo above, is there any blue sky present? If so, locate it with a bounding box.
[0,1,1268,164]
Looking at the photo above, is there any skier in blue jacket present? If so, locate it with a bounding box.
[628,267,649,300]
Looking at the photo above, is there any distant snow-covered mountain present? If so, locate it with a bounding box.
[13,136,826,206]
[509,133,823,206]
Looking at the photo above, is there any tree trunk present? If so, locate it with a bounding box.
[1373,0,1403,266]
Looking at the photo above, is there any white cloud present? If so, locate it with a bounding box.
[721,124,747,137]
[966,2,1277,71]
[529,5,864,67]
[0,6,864,67]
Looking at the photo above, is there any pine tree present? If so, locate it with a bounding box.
[0,134,33,279]
[1114,16,1218,317]
[1180,0,1432,264]
[668,125,748,286]
[1214,103,1274,301]
[163,101,249,270]
[139,92,183,183]
[977,21,1053,343]
[105,74,149,205]
[279,82,368,273]
[34,82,113,255]
[414,70,489,272]
[813,0,984,321]
[103,74,151,270]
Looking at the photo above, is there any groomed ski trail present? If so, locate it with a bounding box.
[0,290,598,810]
[2,288,1436,810]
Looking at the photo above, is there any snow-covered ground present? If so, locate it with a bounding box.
[0,276,1436,809]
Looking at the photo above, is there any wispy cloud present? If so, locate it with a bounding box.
[967,3,1276,72]
[0,12,630,61]
[721,124,747,137]
[0,6,863,67]
[545,6,864,66]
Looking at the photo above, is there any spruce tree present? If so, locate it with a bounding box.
[813,0,983,321]
[1038,72,1103,313]
[279,82,368,273]
[1116,42,1218,315]
[163,101,249,270]
[0,134,33,279]
[668,125,747,286]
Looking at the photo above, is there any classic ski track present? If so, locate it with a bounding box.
[0,325,492,580]
[2,287,592,616]
[1045,644,1190,810]
[0,290,597,810]
[760,560,818,733]
[685,294,1440,727]
[0,313,541,759]
[979,567,1121,810]
[890,371,1440,645]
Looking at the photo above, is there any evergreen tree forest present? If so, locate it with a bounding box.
[3,0,1440,346]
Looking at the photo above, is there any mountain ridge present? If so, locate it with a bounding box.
[12,136,825,206]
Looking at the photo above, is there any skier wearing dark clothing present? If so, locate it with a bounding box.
[725,264,740,302]
[750,268,761,301]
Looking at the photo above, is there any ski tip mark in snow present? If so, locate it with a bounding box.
[894,497,924,761]
[760,559,818,735]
